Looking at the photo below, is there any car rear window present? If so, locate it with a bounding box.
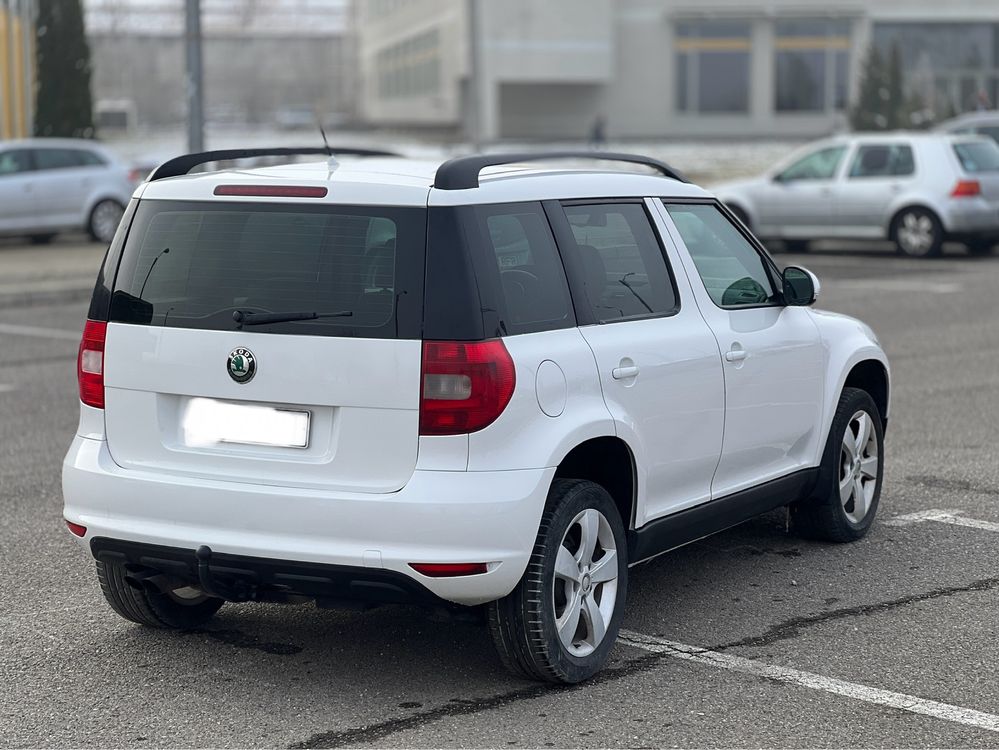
[953,141,999,173]
[109,200,426,339]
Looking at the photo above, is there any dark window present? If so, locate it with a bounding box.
[110,200,426,339]
[848,144,916,178]
[0,150,32,176]
[676,21,751,114]
[469,203,573,333]
[33,148,102,170]
[664,202,778,309]
[562,203,677,323]
[775,19,851,113]
[954,141,999,172]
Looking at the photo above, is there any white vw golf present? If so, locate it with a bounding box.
[63,148,889,683]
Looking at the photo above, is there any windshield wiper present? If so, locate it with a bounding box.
[232,310,353,326]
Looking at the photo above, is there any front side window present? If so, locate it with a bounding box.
[777,145,847,181]
[676,21,751,114]
[664,202,778,308]
[110,201,426,339]
[0,150,32,176]
[470,203,573,333]
[563,203,678,323]
[849,144,915,178]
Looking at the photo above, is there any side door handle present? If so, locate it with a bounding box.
[725,348,747,363]
[612,365,640,380]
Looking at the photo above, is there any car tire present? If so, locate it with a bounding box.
[892,207,942,258]
[966,239,995,256]
[783,239,810,253]
[488,479,628,683]
[87,199,125,244]
[792,387,884,543]
[96,559,224,629]
[29,233,56,245]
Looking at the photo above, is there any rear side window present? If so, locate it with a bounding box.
[848,144,915,178]
[562,202,678,323]
[467,203,573,335]
[110,201,425,339]
[953,141,999,173]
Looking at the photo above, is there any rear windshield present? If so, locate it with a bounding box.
[110,201,425,339]
[953,141,999,173]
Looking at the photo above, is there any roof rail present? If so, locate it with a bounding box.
[433,151,688,190]
[147,146,400,182]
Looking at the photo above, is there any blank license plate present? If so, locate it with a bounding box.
[182,398,310,449]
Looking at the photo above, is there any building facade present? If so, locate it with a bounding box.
[0,0,35,140]
[84,0,352,129]
[354,0,999,140]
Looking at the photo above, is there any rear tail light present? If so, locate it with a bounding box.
[78,320,107,409]
[409,562,489,577]
[127,167,147,184]
[65,520,87,538]
[951,179,981,198]
[419,340,516,436]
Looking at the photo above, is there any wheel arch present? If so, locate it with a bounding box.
[553,436,637,531]
[886,203,943,240]
[843,359,890,427]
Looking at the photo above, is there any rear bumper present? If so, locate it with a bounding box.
[942,200,999,234]
[63,436,552,606]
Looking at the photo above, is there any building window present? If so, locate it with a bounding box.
[873,23,999,115]
[376,29,440,100]
[676,21,751,114]
[775,20,851,113]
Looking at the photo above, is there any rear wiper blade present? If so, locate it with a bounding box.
[232,310,353,326]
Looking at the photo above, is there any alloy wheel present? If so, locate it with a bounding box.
[552,508,619,657]
[897,212,936,256]
[839,410,879,524]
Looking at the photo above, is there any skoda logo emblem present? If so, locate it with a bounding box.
[227,347,256,384]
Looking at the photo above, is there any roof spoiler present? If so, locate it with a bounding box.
[433,151,688,190]
[147,147,400,182]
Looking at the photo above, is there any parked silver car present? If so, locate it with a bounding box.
[936,111,999,145]
[714,133,999,257]
[0,138,135,245]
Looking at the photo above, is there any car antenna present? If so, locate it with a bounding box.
[317,115,339,172]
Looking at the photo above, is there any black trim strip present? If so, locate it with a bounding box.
[627,468,819,564]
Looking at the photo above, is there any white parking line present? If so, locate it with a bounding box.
[884,509,999,533]
[0,323,80,341]
[618,631,999,734]
[0,384,14,393]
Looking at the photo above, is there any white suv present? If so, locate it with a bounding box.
[63,148,890,683]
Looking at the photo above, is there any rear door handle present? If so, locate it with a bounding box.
[725,349,747,363]
[612,365,640,380]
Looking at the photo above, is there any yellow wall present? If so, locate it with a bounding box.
[1,5,33,140]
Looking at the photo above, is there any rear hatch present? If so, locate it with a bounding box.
[103,198,426,493]
[953,139,999,202]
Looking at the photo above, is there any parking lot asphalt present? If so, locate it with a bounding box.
[1,241,997,748]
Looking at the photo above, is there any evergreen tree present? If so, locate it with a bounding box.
[850,42,911,131]
[34,0,95,138]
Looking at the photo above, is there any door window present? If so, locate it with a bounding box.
[0,150,32,176]
[848,144,915,178]
[33,148,106,170]
[664,202,779,308]
[776,145,846,181]
[562,202,678,323]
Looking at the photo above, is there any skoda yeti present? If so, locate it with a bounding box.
[63,148,889,683]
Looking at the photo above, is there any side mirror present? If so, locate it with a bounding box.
[782,266,819,306]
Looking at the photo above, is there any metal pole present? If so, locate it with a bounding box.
[466,0,482,150]
[184,0,204,152]
[21,0,33,137]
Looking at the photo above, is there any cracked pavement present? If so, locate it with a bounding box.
[1,242,998,748]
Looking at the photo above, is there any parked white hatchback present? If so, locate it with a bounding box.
[63,148,890,683]
[715,133,999,257]
[0,138,134,244]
